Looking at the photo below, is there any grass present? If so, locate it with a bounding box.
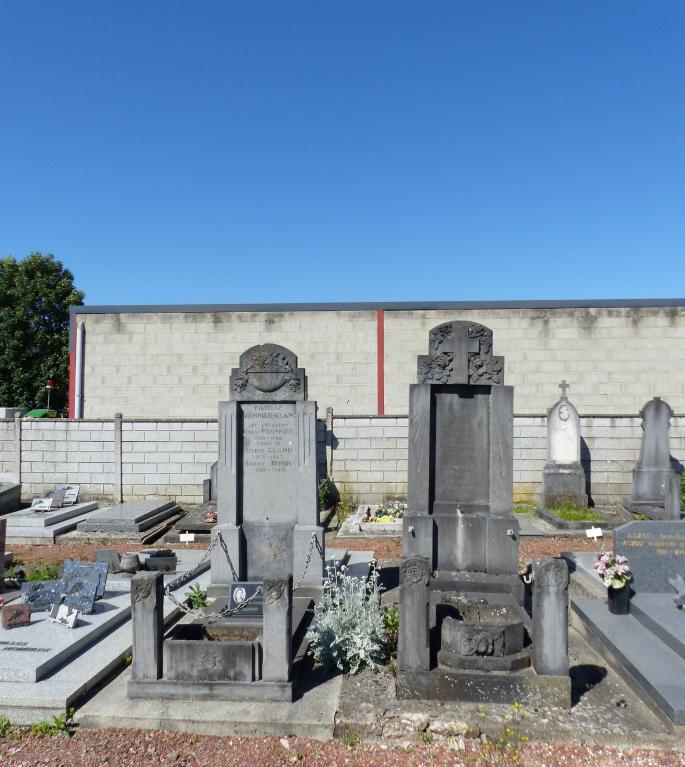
[514,506,535,514]
[547,503,604,522]
[26,562,60,581]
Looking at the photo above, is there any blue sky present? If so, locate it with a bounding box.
[1,2,683,305]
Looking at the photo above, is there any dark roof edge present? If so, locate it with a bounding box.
[69,298,685,316]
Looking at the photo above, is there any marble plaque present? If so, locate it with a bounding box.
[63,560,109,598]
[615,521,685,593]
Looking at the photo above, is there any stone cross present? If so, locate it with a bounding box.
[559,380,569,398]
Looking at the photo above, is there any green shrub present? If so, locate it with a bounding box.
[514,506,535,515]
[382,603,400,658]
[29,708,74,738]
[306,564,386,674]
[185,583,208,610]
[26,562,60,581]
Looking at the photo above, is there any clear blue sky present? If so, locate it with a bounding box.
[1,2,683,305]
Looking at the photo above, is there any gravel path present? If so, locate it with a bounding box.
[1,730,683,767]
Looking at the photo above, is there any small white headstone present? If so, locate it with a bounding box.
[30,497,53,511]
[179,532,195,543]
[548,385,581,465]
[49,602,80,628]
[585,526,603,541]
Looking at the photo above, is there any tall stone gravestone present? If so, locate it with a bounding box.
[403,321,518,576]
[542,381,587,508]
[623,397,681,520]
[210,344,324,592]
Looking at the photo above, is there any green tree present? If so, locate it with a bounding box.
[0,253,84,412]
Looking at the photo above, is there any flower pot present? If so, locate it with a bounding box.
[608,585,630,615]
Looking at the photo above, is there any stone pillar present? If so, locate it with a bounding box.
[0,518,6,594]
[114,413,123,504]
[262,576,292,682]
[131,572,164,681]
[532,558,569,676]
[398,556,430,672]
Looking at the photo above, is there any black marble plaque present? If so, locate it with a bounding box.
[229,581,263,616]
[615,521,685,593]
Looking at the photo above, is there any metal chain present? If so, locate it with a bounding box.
[164,530,324,621]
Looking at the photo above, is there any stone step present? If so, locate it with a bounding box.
[77,501,176,533]
[629,593,685,661]
[572,597,685,725]
[5,507,104,544]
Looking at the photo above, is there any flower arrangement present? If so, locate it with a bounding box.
[362,501,406,524]
[593,551,632,589]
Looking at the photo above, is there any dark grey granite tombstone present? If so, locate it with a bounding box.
[0,483,21,515]
[59,570,99,614]
[130,572,164,681]
[532,558,569,676]
[398,322,570,707]
[62,560,109,598]
[404,321,517,576]
[211,344,324,592]
[95,549,121,573]
[542,383,587,509]
[22,580,63,611]
[623,397,681,520]
[615,521,685,593]
[0,518,5,593]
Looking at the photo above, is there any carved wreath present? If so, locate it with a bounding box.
[265,582,285,604]
[401,561,428,586]
[429,325,452,351]
[133,581,153,603]
[468,354,503,384]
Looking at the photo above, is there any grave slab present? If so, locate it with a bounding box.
[2,501,98,528]
[0,552,210,724]
[77,501,177,533]
[572,597,685,725]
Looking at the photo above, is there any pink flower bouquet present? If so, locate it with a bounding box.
[593,551,632,589]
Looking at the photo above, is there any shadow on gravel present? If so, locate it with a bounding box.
[570,663,607,706]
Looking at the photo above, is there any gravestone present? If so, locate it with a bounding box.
[211,344,324,592]
[62,560,109,598]
[404,321,517,576]
[615,521,685,593]
[22,581,63,611]
[623,397,681,520]
[532,558,569,676]
[542,382,587,508]
[398,321,570,707]
[0,483,21,515]
[77,500,178,533]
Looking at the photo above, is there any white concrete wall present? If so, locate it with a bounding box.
[75,305,685,418]
[2,415,683,507]
[80,310,378,418]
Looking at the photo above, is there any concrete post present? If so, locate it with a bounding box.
[325,406,334,479]
[398,556,430,672]
[262,576,292,682]
[114,413,123,504]
[532,557,569,676]
[13,412,21,482]
[131,571,164,681]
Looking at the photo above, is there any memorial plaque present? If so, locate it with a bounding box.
[30,497,53,511]
[56,484,80,505]
[615,521,685,593]
[60,573,99,614]
[229,581,263,616]
[49,602,80,628]
[1,603,31,629]
[22,580,62,611]
[241,402,298,525]
[63,560,109,598]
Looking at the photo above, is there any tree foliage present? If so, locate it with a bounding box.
[0,253,84,412]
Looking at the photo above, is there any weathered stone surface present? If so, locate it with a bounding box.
[614,521,685,593]
[130,572,164,681]
[623,398,681,520]
[212,345,324,591]
[532,558,569,676]
[398,556,430,673]
[1,603,31,629]
[164,636,259,683]
[262,576,292,683]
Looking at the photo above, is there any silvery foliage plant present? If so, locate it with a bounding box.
[306,562,386,674]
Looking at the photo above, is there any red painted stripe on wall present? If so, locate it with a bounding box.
[377,308,385,415]
[68,315,76,418]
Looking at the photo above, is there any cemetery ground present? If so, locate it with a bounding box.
[1,532,684,766]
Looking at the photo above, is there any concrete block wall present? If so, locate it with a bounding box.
[1,414,682,508]
[19,420,115,500]
[81,310,378,418]
[120,420,218,501]
[330,415,685,507]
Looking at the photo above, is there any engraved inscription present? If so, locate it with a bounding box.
[242,403,297,475]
